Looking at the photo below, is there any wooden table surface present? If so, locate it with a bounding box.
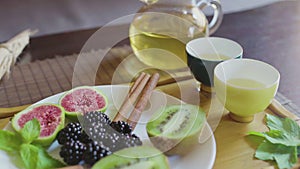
[1,1,300,169]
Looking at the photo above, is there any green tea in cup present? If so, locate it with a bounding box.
[186,37,243,91]
[197,53,231,61]
[214,59,280,123]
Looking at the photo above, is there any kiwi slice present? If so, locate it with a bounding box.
[92,146,170,169]
[146,104,206,155]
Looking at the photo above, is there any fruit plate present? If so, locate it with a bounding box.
[0,85,216,169]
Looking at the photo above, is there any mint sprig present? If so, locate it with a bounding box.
[20,118,40,144]
[20,144,63,169]
[20,144,38,169]
[0,130,21,152]
[256,141,297,169]
[248,114,300,169]
[0,119,64,169]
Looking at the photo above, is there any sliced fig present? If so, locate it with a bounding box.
[12,104,65,146]
[146,104,206,155]
[59,86,108,118]
[92,146,170,169]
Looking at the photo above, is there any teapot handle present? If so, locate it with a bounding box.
[198,0,223,35]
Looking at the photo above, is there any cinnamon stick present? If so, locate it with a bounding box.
[127,73,160,129]
[113,73,150,122]
[129,72,146,95]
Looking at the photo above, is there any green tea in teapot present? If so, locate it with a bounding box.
[129,0,223,70]
[129,10,208,70]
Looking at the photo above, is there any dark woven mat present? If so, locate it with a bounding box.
[0,46,133,107]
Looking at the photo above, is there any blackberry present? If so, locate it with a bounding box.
[57,122,82,144]
[113,134,142,150]
[82,111,111,126]
[60,141,86,165]
[82,113,143,153]
[57,112,143,166]
[131,133,139,138]
[83,141,111,166]
[86,128,122,152]
[110,121,132,134]
[79,131,92,144]
[85,122,111,141]
[95,132,142,152]
[102,132,126,152]
[123,135,143,147]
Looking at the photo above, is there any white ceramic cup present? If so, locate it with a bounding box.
[186,37,243,91]
[214,58,280,122]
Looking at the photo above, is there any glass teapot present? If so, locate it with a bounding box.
[129,0,223,70]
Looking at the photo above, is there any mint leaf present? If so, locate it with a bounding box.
[1,119,63,169]
[255,141,297,169]
[247,131,265,138]
[20,119,40,144]
[248,114,300,168]
[266,114,300,137]
[20,144,65,169]
[20,144,38,169]
[264,130,300,146]
[35,145,65,169]
[0,130,21,152]
[264,114,300,146]
[265,114,285,131]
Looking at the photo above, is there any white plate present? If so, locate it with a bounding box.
[0,85,216,169]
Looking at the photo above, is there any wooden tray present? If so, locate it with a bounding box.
[0,78,299,169]
[156,79,300,169]
[0,45,299,168]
